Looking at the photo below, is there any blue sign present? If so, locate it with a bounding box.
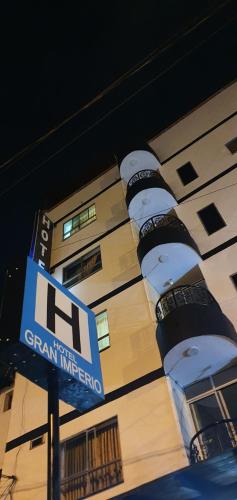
[20,258,104,407]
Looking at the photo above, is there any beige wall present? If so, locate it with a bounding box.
[92,281,160,393]
[5,279,160,444]
[159,114,237,201]
[150,80,237,162]
[52,221,140,306]
[3,378,188,500]
[48,165,119,224]
[51,180,127,267]
[175,169,237,255]
[200,244,237,331]
[0,387,14,469]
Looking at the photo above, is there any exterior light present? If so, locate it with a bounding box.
[163,279,174,287]
[184,346,200,357]
[158,255,168,263]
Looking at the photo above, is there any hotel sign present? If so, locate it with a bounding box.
[31,211,53,271]
[20,258,104,404]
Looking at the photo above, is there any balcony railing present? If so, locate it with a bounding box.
[61,459,123,499]
[156,285,214,321]
[127,169,159,187]
[139,214,187,240]
[190,419,237,464]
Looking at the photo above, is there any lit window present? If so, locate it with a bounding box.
[197,203,226,235]
[61,417,123,498]
[96,311,110,352]
[3,390,13,412]
[177,162,198,185]
[226,137,237,154]
[30,435,44,449]
[63,205,96,240]
[63,247,102,288]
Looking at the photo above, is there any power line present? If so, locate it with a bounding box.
[0,1,235,201]
[0,0,231,177]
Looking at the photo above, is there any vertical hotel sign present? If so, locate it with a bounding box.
[20,258,104,405]
[30,211,53,271]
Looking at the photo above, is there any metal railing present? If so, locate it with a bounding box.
[156,285,214,321]
[127,169,158,187]
[190,418,237,464]
[139,213,187,240]
[61,459,123,499]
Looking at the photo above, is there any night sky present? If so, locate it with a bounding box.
[0,0,237,290]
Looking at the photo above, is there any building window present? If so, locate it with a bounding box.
[96,311,110,352]
[63,205,96,240]
[63,247,102,288]
[197,203,226,235]
[185,366,237,462]
[30,435,45,449]
[3,390,13,412]
[61,417,123,499]
[231,273,237,290]
[226,137,237,154]
[177,162,198,185]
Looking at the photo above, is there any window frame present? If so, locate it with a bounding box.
[197,203,226,235]
[30,435,45,449]
[63,204,96,240]
[3,390,13,412]
[177,162,198,186]
[62,246,102,288]
[61,416,123,498]
[230,273,237,290]
[95,310,110,352]
[225,137,237,154]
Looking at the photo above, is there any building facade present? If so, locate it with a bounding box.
[1,80,237,498]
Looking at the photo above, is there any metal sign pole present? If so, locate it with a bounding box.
[47,379,52,500]
[19,250,104,498]
[48,370,60,500]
